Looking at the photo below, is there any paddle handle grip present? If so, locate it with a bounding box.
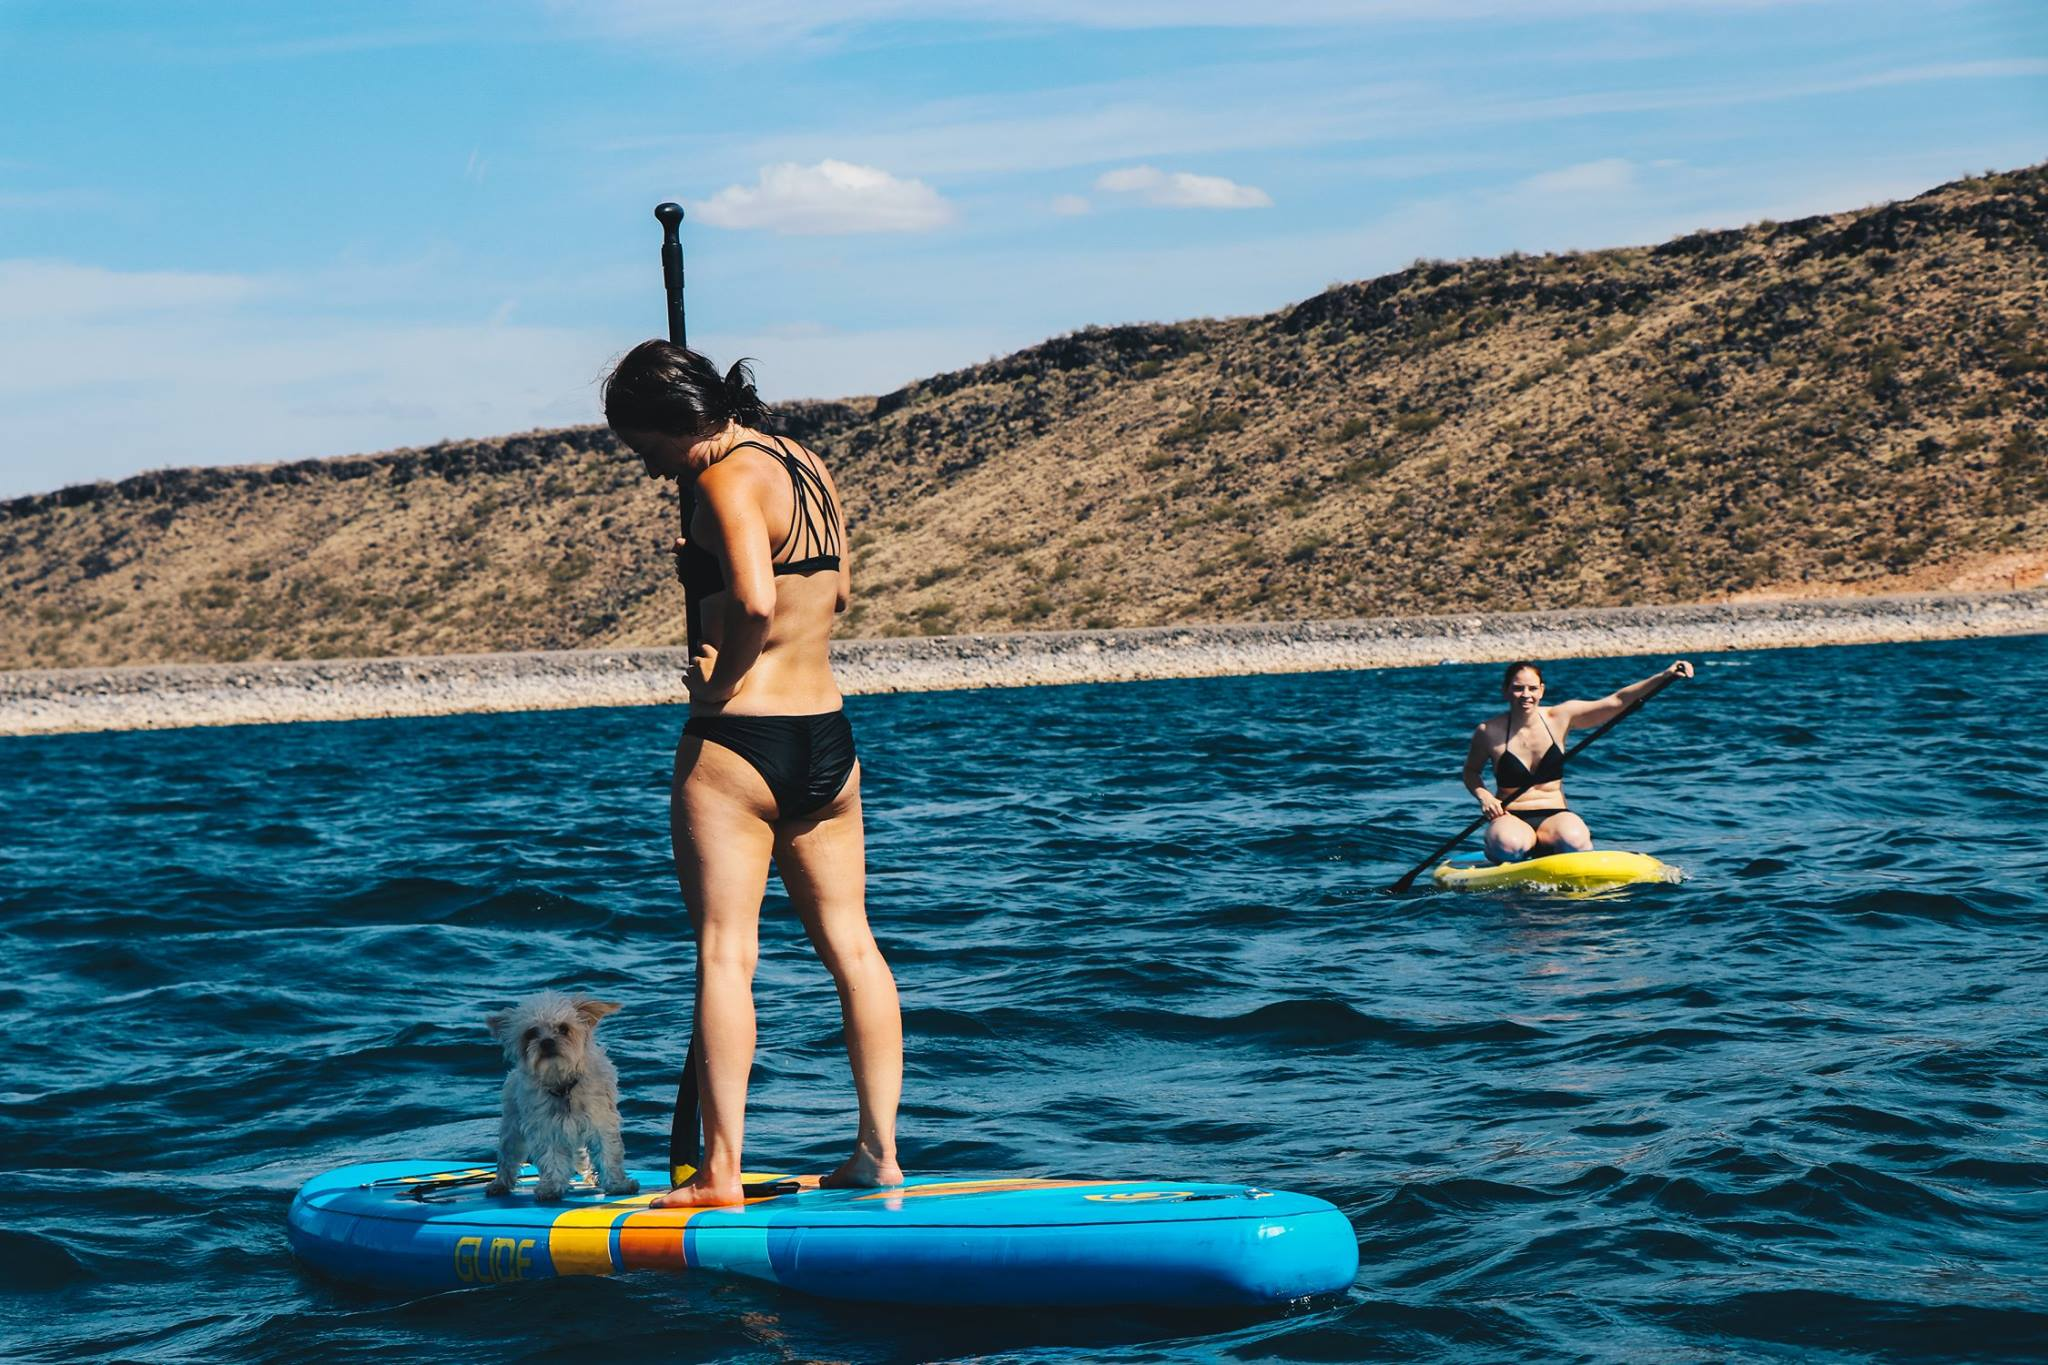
[656,202,686,347]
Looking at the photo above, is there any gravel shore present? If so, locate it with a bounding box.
[5,590,2045,738]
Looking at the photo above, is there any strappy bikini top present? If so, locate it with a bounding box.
[1494,712,1565,788]
[678,436,842,653]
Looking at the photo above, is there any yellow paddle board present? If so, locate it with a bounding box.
[1432,850,1677,891]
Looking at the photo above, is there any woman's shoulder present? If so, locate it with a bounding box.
[701,438,786,486]
[771,431,828,465]
[731,429,830,470]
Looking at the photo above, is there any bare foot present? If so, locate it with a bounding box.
[820,1145,903,1189]
[650,1178,745,1209]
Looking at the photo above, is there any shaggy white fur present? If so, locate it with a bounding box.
[483,991,639,1200]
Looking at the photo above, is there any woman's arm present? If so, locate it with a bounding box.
[691,460,777,700]
[1554,660,1694,726]
[1464,725,1504,819]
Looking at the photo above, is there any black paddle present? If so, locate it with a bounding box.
[653,200,711,1189]
[653,203,799,1200]
[1386,668,1685,894]
[653,201,703,1187]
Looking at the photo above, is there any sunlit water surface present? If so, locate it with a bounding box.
[1,636,2043,1363]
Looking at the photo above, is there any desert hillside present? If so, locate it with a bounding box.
[3,165,2044,669]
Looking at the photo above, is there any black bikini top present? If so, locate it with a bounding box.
[1494,712,1565,787]
[678,436,842,653]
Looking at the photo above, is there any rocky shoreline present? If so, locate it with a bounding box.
[4,589,2045,738]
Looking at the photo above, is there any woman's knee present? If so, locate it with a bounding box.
[1539,817,1593,852]
[1488,821,1536,861]
[696,932,759,980]
[815,930,888,986]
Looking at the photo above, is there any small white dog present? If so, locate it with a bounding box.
[484,991,640,1201]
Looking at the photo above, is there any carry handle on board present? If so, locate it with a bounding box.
[1385,669,1684,894]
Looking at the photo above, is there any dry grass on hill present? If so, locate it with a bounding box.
[3,164,2045,669]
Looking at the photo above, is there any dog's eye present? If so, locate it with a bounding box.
[522,1028,539,1043]
[556,1023,571,1035]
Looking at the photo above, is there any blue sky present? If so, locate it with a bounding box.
[1,1,2043,496]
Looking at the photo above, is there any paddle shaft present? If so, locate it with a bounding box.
[1387,670,1682,893]
[651,209,788,1198]
[653,201,707,1184]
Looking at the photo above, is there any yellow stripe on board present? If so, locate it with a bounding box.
[547,1200,642,1276]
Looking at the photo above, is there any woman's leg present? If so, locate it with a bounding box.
[655,735,778,1209]
[1535,812,1593,854]
[774,764,904,1188]
[1485,813,1538,864]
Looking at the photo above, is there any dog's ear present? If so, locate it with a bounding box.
[485,1010,511,1042]
[575,998,622,1028]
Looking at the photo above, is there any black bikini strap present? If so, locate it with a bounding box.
[729,437,841,566]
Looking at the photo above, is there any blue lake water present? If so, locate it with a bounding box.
[1,635,2044,1363]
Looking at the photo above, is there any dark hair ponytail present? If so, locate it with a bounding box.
[718,358,768,427]
[602,339,773,439]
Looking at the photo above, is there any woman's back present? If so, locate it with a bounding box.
[685,431,849,717]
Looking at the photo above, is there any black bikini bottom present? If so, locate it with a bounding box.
[684,711,857,819]
[1497,807,1571,826]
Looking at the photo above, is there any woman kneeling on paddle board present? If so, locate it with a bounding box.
[607,341,903,1207]
[1463,660,1694,863]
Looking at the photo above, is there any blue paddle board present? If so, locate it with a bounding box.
[287,1160,1357,1307]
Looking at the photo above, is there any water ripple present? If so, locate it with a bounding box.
[1,636,2045,1361]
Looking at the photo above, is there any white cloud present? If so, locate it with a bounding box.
[0,187,116,213]
[0,257,610,497]
[1094,166,1272,209]
[693,160,955,235]
[1519,157,1637,195]
[0,256,1017,497]
[0,259,264,323]
[618,53,2044,191]
[1050,193,1092,216]
[692,95,1335,181]
[557,1,1840,46]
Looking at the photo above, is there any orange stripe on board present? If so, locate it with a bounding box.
[617,1211,695,1271]
[615,1172,800,1272]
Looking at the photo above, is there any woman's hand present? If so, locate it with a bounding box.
[1666,660,1695,680]
[685,643,742,704]
[671,536,689,585]
[1476,790,1506,820]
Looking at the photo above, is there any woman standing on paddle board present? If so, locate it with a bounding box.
[606,341,903,1207]
[1463,660,1693,863]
